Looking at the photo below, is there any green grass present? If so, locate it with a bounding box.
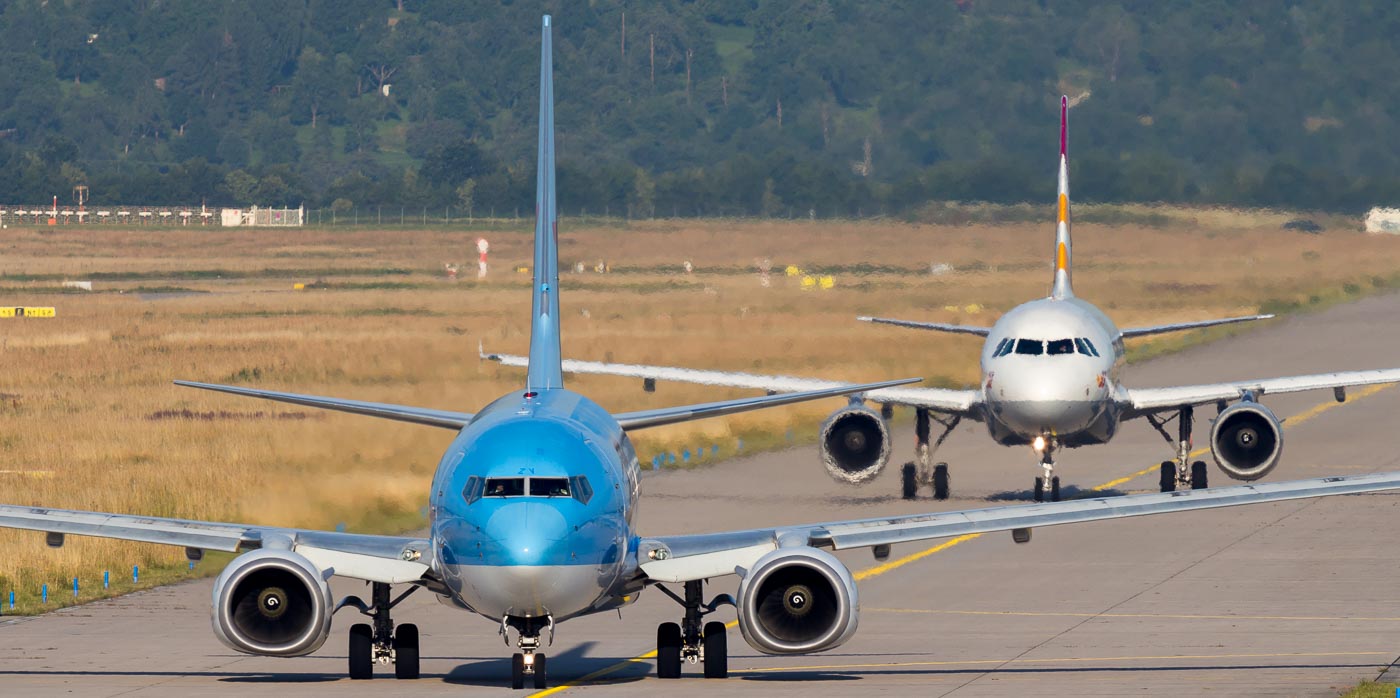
[1339,680,1397,698]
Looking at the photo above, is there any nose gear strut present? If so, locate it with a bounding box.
[502,614,553,689]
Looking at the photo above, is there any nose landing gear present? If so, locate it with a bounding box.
[502,615,553,689]
[1032,435,1061,502]
[655,579,734,679]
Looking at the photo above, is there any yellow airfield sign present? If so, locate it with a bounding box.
[0,307,56,318]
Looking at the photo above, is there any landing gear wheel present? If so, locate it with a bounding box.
[533,653,548,689]
[933,463,950,500]
[703,621,728,678]
[657,622,682,679]
[349,623,373,680]
[511,653,525,690]
[1159,461,1176,493]
[901,462,917,500]
[1190,461,1208,490]
[1050,476,1060,502]
[393,623,419,680]
[1034,476,1045,502]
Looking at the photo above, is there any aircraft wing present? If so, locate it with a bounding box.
[614,378,920,430]
[638,471,1400,583]
[1123,368,1400,415]
[481,350,982,416]
[856,316,991,336]
[175,380,473,430]
[0,504,432,584]
[1120,314,1275,339]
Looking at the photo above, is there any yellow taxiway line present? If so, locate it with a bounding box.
[530,384,1396,695]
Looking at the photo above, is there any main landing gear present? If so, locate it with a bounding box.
[900,407,960,500]
[1146,405,1208,493]
[344,582,420,680]
[501,615,553,689]
[655,580,735,680]
[1032,435,1061,502]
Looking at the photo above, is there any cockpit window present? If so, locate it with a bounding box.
[994,339,1014,357]
[570,475,594,505]
[1046,339,1075,355]
[1081,338,1101,357]
[484,477,526,497]
[529,477,571,497]
[463,476,484,504]
[1014,339,1044,356]
[992,338,1010,357]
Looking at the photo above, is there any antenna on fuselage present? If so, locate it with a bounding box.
[526,15,564,391]
[1051,95,1074,300]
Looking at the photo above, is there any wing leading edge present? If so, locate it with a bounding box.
[1125,367,1400,415]
[1120,314,1275,338]
[481,349,980,416]
[639,470,1400,583]
[174,381,473,430]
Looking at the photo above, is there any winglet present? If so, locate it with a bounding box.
[526,15,564,391]
[1051,95,1074,300]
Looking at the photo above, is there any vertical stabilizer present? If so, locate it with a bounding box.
[1051,95,1074,300]
[526,15,564,391]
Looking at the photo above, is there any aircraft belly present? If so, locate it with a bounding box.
[986,398,1101,443]
[449,562,609,621]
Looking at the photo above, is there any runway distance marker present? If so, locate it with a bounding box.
[530,385,1395,695]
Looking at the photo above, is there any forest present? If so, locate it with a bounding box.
[2,0,1400,215]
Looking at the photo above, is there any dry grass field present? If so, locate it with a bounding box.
[2,211,1399,613]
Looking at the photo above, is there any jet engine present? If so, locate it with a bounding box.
[1210,400,1283,481]
[819,404,890,484]
[736,548,859,655]
[211,549,333,657]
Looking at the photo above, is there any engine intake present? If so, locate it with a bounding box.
[1210,400,1283,481]
[211,549,333,657]
[819,405,891,484]
[737,548,858,655]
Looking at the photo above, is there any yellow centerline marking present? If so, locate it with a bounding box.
[865,607,1400,623]
[737,650,1391,674]
[531,383,1397,695]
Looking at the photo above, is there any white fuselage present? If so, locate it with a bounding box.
[978,297,1126,447]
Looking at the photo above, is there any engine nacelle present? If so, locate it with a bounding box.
[1210,400,1284,481]
[211,549,333,657]
[736,548,859,655]
[819,404,891,484]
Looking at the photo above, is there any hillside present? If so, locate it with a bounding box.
[2,1,1400,214]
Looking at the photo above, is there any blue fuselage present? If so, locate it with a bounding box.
[427,389,641,622]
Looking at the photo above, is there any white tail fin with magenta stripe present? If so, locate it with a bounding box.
[1052,95,1074,300]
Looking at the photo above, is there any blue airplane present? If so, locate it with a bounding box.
[4,15,1400,691]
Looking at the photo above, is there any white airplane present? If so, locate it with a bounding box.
[485,96,1400,503]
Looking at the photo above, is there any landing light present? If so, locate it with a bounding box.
[1032,435,1046,452]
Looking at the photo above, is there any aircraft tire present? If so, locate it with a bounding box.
[511,653,525,690]
[1034,476,1045,503]
[533,653,548,689]
[657,622,682,679]
[933,463,950,500]
[349,623,373,680]
[1190,461,1208,490]
[901,463,918,500]
[703,621,728,678]
[1159,461,1176,493]
[1050,476,1060,502]
[394,623,419,679]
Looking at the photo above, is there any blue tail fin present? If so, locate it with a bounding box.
[526,15,563,391]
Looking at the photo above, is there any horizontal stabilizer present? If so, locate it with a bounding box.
[614,378,920,431]
[1121,314,1275,339]
[174,381,473,430]
[857,316,991,337]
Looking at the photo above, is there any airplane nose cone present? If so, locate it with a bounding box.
[486,502,569,566]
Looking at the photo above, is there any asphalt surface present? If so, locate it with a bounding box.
[6,293,1400,697]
